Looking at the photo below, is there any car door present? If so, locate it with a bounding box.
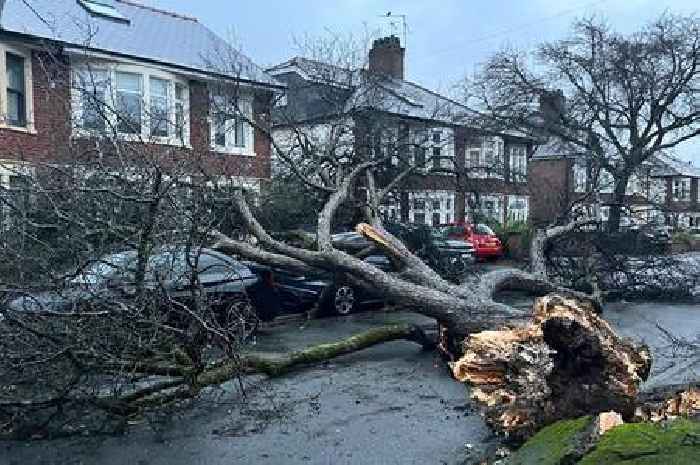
[272,267,327,313]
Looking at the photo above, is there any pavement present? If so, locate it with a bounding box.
[4,298,699,465]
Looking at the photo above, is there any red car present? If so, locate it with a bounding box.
[437,222,503,260]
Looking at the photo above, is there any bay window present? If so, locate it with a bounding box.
[72,62,189,144]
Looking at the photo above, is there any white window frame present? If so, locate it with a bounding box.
[71,60,190,146]
[507,195,529,223]
[0,42,35,133]
[672,177,691,201]
[209,90,255,157]
[508,145,527,182]
[573,163,587,193]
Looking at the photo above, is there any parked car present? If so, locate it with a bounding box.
[5,247,278,338]
[437,222,503,260]
[260,248,394,316]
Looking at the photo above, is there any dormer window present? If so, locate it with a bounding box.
[77,0,129,23]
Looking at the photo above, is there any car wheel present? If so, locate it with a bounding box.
[223,296,259,344]
[333,285,356,315]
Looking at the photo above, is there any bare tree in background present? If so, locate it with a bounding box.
[466,13,700,232]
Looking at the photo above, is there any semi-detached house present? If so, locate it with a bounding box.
[267,36,533,227]
[0,0,282,192]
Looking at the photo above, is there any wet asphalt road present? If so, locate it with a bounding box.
[4,301,700,465]
[4,311,494,465]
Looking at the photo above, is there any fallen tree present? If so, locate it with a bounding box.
[452,294,651,441]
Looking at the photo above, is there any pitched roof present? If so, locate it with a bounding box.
[0,0,281,87]
[268,57,471,125]
[651,152,700,177]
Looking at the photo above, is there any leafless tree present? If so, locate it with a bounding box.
[465,13,700,232]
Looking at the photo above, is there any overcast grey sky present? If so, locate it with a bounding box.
[151,0,699,163]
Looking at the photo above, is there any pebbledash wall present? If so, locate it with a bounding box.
[0,49,273,188]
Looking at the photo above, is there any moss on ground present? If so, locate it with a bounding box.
[507,416,592,465]
[506,417,700,465]
[578,418,700,465]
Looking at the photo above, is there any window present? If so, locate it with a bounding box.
[483,137,504,179]
[72,63,189,144]
[413,199,425,210]
[174,83,186,141]
[210,93,253,154]
[432,212,441,226]
[413,212,426,224]
[115,71,142,134]
[479,194,504,224]
[509,145,527,182]
[673,177,691,201]
[467,146,481,172]
[77,69,109,132]
[0,45,33,131]
[507,195,529,222]
[573,163,587,193]
[5,53,26,127]
[598,169,614,194]
[149,77,169,137]
[414,146,426,167]
[432,200,441,210]
[78,0,129,22]
[432,146,441,170]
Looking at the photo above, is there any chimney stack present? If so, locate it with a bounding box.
[368,35,405,80]
[539,89,566,126]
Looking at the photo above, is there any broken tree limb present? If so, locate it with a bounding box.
[203,323,436,380]
[101,324,437,415]
[452,294,651,442]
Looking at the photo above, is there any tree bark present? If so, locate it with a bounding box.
[452,294,651,442]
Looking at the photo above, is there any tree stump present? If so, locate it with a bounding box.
[452,294,651,441]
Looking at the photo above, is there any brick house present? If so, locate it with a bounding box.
[267,36,533,227]
[529,137,700,230]
[0,0,282,192]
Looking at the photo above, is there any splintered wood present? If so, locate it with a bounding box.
[452,294,652,441]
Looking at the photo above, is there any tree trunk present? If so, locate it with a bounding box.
[606,173,629,233]
[452,294,651,442]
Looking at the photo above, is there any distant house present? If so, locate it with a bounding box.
[0,0,282,192]
[267,36,533,227]
[529,137,700,230]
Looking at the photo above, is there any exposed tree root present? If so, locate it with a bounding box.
[452,294,651,442]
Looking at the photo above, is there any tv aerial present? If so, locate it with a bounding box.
[378,12,408,48]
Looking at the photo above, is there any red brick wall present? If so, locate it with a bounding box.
[0,50,272,181]
[0,50,72,164]
[528,157,571,226]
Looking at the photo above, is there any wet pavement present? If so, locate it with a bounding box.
[4,300,699,465]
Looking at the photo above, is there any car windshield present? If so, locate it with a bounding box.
[72,252,137,285]
[474,224,495,235]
